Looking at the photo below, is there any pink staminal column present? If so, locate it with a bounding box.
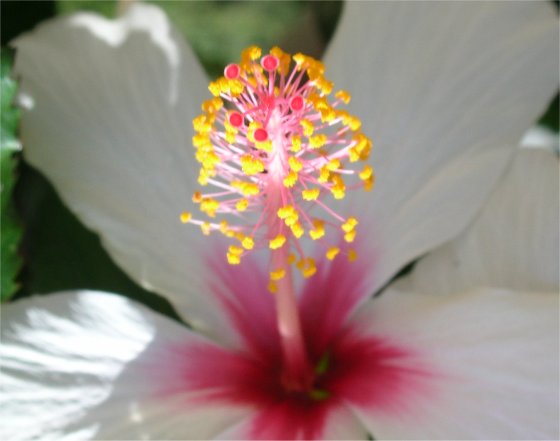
[266,106,313,390]
[184,46,374,392]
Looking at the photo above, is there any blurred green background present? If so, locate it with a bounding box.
[1,1,558,321]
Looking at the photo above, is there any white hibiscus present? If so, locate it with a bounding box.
[1,2,558,440]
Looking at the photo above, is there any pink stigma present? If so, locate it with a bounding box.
[224,63,240,80]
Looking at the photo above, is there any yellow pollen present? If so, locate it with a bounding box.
[268,281,278,293]
[269,234,287,250]
[270,268,286,281]
[300,119,314,137]
[288,156,303,172]
[309,220,325,240]
[341,217,358,233]
[335,90,351,104]
[309,134,327,149]
[290,222,304,238]
[344,229,357,243]
[326,247,340,260]
[241,154,265,175]
[297,257,317,278]
[180,212,192,224]
[236,198,249,212]
[287,253,297,265]
[318,166,330,183]
[277,205,296,219]
[283,171,298,188]
[326,159,341,171]
[290,135,302,152]
[359,165,373,180]
[302,188,320,201]
[241,236,255,250]
[348,249,358,262]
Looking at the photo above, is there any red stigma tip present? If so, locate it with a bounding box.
[224,63,240,80]
[229,111,244,127]
[289,95,304,112]
[254,128,268,142]
[261,55,279,72]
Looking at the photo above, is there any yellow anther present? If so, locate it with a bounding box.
[268,281,278,293]
[180,212,192,224]
[285,215,298,227]
[349,147,360,163]
[341,217,358,233]
[331,181,346,200]
[309,220,325,240]
[277,205,296,219]
[193,115,213,133]
[315,76,333,95]
[347,116,362,131]
[364,174,375,191]
[232,181,260,197]
[269,234,287,250]
[326,247,340,261]
[270,46,291,75]
[241,154,265,175]
[290,135,302,153]
[318,166,330,183]
[193,132,210,148]
[290,222,304,238]
[242,46,262,64]
[287,253,297,265]
[229,245,243,256]
[335,90,351,104]
[359,165,373,181]
[201,97,223,113]
[348,249,358,262]
[288,156,303,172]
[344,229,357,243]
[200,198,220,217]
[208,80,222,97]
[241,236,255,250]
[270,268,286,281]
[309,134,327,149]
[297,257,317,278]
[283,171,298,188]
[226,79,245,97]
[302,188,320,201]
[236,199,249,212]
[319,107,336,123]
[300,119,314,137]
[201,222,212,236]
[326,159,341,171]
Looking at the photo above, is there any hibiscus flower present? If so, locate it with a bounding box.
[2,2,558,440]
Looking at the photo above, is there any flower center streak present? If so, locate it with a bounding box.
[182,46,374,392]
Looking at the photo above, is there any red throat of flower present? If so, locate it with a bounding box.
[182,46,374,391]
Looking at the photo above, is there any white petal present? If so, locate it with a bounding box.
[0,291,250,440]
[324,2,558,293]
[13,4,234,343]
[406,148,559,295]
[347,288,559,440]
[521,125,560,151]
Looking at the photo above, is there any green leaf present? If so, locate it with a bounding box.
[1,51,23,301]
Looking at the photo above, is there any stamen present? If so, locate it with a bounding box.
[184,46,373,279]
